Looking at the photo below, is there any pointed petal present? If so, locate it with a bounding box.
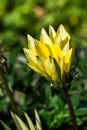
[27,63,42,74]
[55,24,71,49]
[28,59,49,79]
[35,40,51,58]
[23,48,37,62]
[57,24,70,41]
[63,41,69,55]
[40,28,52,45]
[49,25,56,41]
[64,48,73,72]
[27,34,35,50]
[45,57,60,82]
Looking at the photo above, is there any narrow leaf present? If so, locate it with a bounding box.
[11,112,22,130]
[0,120,12,130]
[34,109,42,130]
[24,112,35,130]
[15,114,29,130]
[11,112,29,130]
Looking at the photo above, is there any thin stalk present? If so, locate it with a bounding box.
[0,69,16,113]
[63,88,78,130]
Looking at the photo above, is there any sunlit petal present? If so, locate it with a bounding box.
[27,35,35,50]
[40,28,52,45]
[65,48,73,63]
[63,41,69,55]
[55,24,71,49]
[24,24,74,83]
[35,40,51,58]
[49,25,56,41]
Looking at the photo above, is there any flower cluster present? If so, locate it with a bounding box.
[23,24,73,84]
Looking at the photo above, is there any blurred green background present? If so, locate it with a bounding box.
[0,0,87,130]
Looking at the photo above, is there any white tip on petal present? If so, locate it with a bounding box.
[27,34,35,49]
[58,24,71,40]
[27,34,34,43]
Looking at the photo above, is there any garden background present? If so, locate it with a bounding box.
[0,0,87,129]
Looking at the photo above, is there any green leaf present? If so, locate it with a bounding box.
[15,114,29,130]
[35,109,42,130]
[76,108,87,116]
[11,112,29,130]
[11,112,22,130]
[0,120,12,130]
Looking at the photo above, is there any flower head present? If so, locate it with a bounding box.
[23,24,73,84]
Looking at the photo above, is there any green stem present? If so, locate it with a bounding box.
[63,88,78,130]
[0,69,16,113]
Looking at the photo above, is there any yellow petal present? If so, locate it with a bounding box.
[55,24,71,49]
[57,24,70,41]
[64,48,73,72]
[40,28,52,45]
[45,56,52,76]
[23,48,31,61]
[27,62,42,74]
[24,48,51,80]
[64,63,70,73]
[65,48,73,63]
[40,28,62,60]
[35,40,51,59]
[23,48,37,62]
[60,57,65,79]
[54,44,62,59]
[53,58,61,79]
[49,25,56,41]
[50,58,60,81]
[45,57,60,82]
[24,24,74,83]
[62,41,69,55]
[27,34,35,50]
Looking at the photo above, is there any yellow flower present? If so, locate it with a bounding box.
[23,24,73,83]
